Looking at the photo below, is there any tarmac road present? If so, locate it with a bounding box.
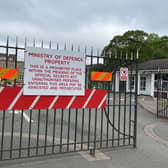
[1,97,168,167]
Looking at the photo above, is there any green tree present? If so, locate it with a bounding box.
[103,30,168,65]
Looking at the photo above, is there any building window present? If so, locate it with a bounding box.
[128,76,135,90]
[140,76,146,91]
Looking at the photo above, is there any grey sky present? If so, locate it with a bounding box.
[0,0,168,50]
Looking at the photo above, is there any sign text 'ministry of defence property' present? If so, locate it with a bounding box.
[24,47,85,96]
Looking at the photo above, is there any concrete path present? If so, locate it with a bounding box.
[138,95,157,115]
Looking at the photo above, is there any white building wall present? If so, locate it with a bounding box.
[115,71,156,96]
[139,73,152,96]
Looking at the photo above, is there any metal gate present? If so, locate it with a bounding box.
[157,72,168,118]
[0,37,138,161]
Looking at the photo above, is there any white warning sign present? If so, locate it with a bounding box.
[24,47,85,96]
[120,67,128,81]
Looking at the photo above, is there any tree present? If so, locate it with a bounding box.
[103,30,168,64]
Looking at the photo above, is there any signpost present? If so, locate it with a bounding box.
[24,47,85,95]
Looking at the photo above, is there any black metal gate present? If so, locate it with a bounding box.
[0,37,138,161]
[157,72,168,118]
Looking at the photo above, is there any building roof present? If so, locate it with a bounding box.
[138,58,168,70]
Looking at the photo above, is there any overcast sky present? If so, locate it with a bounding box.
[0,0,168,51]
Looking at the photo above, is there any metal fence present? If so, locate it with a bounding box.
[157,72,168,118]
[0,36,138,161]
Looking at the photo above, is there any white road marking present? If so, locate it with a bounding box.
[144,123,168,146]
[8,110,34,123]
[23,111,34,123]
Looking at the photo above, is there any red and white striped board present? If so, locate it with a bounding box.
[0,87,106,110]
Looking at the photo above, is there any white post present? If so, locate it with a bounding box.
[150,73,155,97]
[115,72,119,92]
[137,72,140,95]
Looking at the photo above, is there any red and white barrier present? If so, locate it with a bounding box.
[0,87,106,110]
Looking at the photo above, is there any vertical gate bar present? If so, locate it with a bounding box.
[106,82,110,147]
[25,37,27,49]
[64,43,66,51]
[123,80,127,145]
[85,47,87,88]
[52,109,56,153]
[74,109,78,151]
[5,36,9,68]
[129,59,133,145]
[100,108,103,148]
[5,36,9,86]
[14,37,18,86]
[157,70,159,117]
[49,40,52,49]
[161,74,162,116]
[161,74,164,117]
[164,97,166,117]
[33,39,35,47]
[67,109,71,152]
[95,52,99,89]
[71,44,74,52]
[123,57,127,145]
[112,70,116,147]
[134,54,138,148]
[60,109,64,153]
[0,110,6,160]
[162,74,163,116]
[36,109,41,156]
[85,47,87,55]
[94,108,97,150]
[87,109,91,150]
[161,73,162,116]
[44,109,49,155]
[78,45,80,52]
[118,57,121,146]
[118,82,121,146]
[19,110,24,158]
[164,97,166,116]
[81,109,85,150]
[28,109,32,157]
[41,40,43,48]
[57,42,59,50]
[10,110,15,159]
[164,95,166,116]
[89,47,93,88]
[166,97,167,117]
